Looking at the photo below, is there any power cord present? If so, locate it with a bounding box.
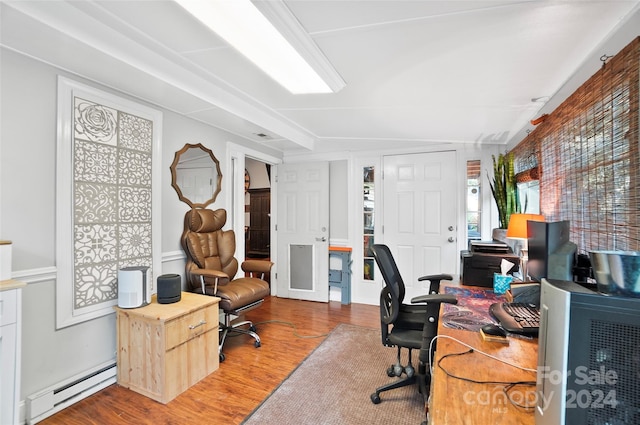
[428,334,537,373]
[252,320,329,339]
[428,335,537,410]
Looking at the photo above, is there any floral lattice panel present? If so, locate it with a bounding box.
[72,97,153,309]
[57,76,162,328]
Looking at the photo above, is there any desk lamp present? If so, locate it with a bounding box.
[506,213,545,280]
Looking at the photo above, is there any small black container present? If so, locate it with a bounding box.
[157,274,182,304]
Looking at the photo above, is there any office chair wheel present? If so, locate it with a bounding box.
[386,366,395,377]
[393,364,403,377]
[219,353,226,362]
[370,393,381,404]
[405,364,415,378]
[254,340,261,348]
[249,324,257,332]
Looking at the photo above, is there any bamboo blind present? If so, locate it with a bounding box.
[510,37,640,254]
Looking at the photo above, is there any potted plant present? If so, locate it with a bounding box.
[488,152,520,238]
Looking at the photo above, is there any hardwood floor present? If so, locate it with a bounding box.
[41,296,379,424]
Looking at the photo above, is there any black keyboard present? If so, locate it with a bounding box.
[489,302,540,336]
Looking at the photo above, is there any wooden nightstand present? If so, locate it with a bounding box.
[115,292,220,403]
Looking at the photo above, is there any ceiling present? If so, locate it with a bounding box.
[2,1,640,156]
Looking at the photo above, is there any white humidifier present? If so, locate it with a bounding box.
[117,266,151,308]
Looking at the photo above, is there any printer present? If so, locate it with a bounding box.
[460,241,520,287]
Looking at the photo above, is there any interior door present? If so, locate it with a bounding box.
[383,151,458,301]
[276,162,329,302]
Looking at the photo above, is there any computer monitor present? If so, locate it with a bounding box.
[527,220,577,282]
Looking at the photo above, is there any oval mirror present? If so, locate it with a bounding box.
[170,143,222,208]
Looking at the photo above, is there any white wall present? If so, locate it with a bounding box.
[0,47,282,416]
[329,160,349,242]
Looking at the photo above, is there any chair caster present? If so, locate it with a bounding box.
[249,324,257,332]
[219,353,226,362]
[370,393,381,404]
[393,364,403,377]
[386,366,395,377]
[405,365,415,378]
[254,340,261,348]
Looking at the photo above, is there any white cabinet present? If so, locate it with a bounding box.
[1,281,25,425]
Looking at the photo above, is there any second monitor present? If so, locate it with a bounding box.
[527,220,576,282]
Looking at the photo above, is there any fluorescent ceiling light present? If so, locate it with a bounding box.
[175,0,342,94]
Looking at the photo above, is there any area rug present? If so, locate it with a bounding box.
[241,324,425,425]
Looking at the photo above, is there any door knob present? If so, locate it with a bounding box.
[448,237,455,243]
[448,226,455,231]
[316,237,327,242]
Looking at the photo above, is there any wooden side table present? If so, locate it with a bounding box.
[115,292,220,403]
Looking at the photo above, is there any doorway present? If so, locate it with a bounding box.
[245,159,271,259]
[244,158,271,261]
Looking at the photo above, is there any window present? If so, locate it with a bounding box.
[511,38,639,253]
[466,160,481,241]
[363,166,375,280]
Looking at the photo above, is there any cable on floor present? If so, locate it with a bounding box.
[252,320,329,339]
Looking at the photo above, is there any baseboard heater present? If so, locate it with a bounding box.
[26,360,117,424]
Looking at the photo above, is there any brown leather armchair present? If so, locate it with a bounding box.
[181,208,272,362]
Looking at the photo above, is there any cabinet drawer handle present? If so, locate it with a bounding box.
[189,320,206,330]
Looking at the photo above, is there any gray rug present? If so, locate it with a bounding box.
[242,324,425,425]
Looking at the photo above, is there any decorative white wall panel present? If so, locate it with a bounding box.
[56,77,162,328]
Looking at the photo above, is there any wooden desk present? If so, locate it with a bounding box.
[429,285,538,424]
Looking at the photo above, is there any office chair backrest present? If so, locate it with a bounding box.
[181,208,239,291]
[371,244,407,304]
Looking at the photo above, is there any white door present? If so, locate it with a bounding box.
[276,162,329,302]
[383,151,458,300]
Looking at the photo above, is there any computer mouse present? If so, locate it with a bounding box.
[481,323,507,337]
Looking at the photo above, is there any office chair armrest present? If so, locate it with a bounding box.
[410,294,458,305]
[191,269,228,280]
[417,274,454,293]
[417,274,453,282]
[191,269,229,295]
[242,260,273,274]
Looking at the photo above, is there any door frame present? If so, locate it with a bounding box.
[226,143,281,295]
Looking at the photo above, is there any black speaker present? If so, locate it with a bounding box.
[157,274,181,304]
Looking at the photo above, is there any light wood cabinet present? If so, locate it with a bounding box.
[115,292,220,403]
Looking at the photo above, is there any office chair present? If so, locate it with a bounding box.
[181,208,272,362]
[369,244,457,419]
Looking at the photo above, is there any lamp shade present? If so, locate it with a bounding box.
[506,213,545,239]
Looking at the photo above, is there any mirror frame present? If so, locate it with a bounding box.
[170,143,223,208]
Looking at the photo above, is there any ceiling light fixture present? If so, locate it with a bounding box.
[175,0,344,94]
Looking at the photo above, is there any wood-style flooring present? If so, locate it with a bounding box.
[40,296,379,424]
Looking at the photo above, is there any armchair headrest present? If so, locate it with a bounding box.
[186,208,227,233]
